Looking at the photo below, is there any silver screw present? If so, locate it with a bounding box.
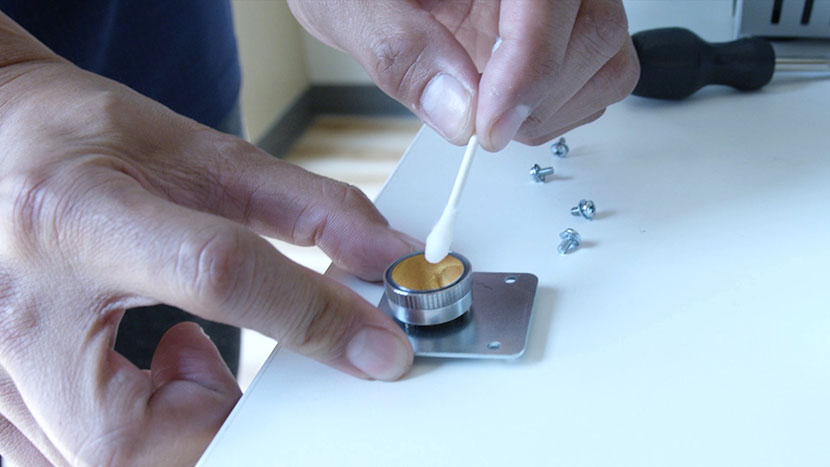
[529,163,554,183]
[551,137,569,158]
[570,199,596,220]
[558,228,581,255]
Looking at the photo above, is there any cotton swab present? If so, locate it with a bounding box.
[424,135,479,263]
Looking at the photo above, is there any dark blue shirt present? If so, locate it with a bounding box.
[1,0,241,128]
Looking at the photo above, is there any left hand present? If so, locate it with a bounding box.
[289,0,640,151]
[0,35,417,464]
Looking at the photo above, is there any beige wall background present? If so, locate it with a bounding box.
[301,30,372,85]
[231,1,371,143]
[231,1,309,142]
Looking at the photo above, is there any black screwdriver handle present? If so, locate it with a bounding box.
[631,27,775,100]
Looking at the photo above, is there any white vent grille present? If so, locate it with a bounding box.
[736,0,830,38]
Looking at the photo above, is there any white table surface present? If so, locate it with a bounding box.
[200,3,830,466]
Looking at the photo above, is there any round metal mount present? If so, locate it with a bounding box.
[383,251,473,326]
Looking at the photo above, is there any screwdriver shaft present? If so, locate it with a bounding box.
[775,56,830,73]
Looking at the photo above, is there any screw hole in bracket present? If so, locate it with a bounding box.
[487,341,501,350]
[504,276,517,284]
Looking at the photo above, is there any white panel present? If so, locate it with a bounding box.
[738,0,830,38]
[625,0,735,40]
[200,58,830,467]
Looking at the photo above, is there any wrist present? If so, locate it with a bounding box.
[0,13,65,122]
[0,12,59,67]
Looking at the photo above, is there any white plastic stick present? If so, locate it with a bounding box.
[424,135,478,263]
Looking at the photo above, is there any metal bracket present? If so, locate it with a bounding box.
[378,272,538,359]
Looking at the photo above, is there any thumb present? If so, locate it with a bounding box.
[150,322,241,397]
[291,0,480,145]
[140,322,241,465]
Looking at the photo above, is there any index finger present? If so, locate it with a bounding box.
[135,128,420,282]
[477,0,630,151]
[76,173,414,382]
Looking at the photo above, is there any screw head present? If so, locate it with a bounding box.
[551,137,569,158]
[571,199,596,220]
[529,163,553,182]
[559,228,581,243]
[558,228,581,254]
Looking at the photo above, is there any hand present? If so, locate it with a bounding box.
[289,0,640,151]
[0,26,416,466]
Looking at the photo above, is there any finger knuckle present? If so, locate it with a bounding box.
[0,417,23,455]
[290,295,353,360]
[306,180,376,244]
[0,374,14,400]
[178,226,253,307]
[331,181,373,215]
[0,163,98,261]
[80,90,139,136]
[0,278,41,366]
[530,53,561,82]
[167,130,242,214]
[514,111,548,140]
[317,182,377,257]
[41,89,127,141]
[74,425,140,467]
[0,171,54,257]
[614,44,642,101]
[368,29,430,99]
[84,89,122,124]
[596,44,640,104]
[580,0,629,60]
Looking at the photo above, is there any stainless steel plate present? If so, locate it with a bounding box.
[378,272,538,359]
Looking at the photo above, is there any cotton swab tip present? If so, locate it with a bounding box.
[424,209,456,263]
[424,135,478,264]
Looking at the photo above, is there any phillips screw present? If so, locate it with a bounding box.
[551,137,569,158]
[558,228,581,255]
[530,164,554,183]
[570,199,596,220]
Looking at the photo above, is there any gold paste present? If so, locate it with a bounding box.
[391,253,464,291]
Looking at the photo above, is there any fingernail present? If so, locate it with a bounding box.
[421,73,472,142]
[488,105,531,151]
[192,322,210,339]
[491,36,502,55]
[346,327,412,381]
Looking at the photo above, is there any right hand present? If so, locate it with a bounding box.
[0,27,416,467]
[290,0,639,152]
